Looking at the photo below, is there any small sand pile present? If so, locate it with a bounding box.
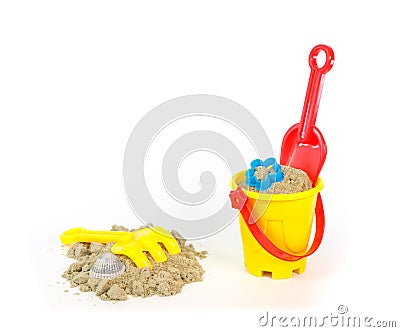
[62,225,207,301]
[241,165,312,194]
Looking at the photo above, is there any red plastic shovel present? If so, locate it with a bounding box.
[280,44,334,185]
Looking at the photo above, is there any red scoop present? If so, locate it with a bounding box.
[280,44,334,185]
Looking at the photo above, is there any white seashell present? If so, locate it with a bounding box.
[89,253,126,279]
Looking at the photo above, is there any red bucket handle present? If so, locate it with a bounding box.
[229,188,325,261]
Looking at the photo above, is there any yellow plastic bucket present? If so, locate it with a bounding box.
[230,169,324,279]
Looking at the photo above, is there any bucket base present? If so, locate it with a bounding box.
[244,258,307,279]
[239,217,309,279]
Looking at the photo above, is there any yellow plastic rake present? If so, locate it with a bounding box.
[60,226,181,268]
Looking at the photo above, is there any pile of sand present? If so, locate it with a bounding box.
[62,225,207,301]
[240,165,312,194]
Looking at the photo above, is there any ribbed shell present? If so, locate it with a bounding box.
[89,253,126,279]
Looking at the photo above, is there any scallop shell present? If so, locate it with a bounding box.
[89,253,126,279]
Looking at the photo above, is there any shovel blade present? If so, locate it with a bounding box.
[280,124,327,185]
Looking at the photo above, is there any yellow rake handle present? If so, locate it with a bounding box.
[60,227,135,244]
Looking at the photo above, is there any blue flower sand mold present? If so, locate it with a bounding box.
[245,158,284,191]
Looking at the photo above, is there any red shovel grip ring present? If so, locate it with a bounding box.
[309,44,334,74]
[230,188,325,261]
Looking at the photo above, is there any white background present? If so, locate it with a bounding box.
[1,0,399,330]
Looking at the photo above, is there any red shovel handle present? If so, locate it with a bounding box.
[229,188,325,261]
[299,44,334,143]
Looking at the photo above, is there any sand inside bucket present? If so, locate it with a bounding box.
[240,165,312,194]
[61,225,207,301]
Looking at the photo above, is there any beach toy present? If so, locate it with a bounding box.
[245,158,284,191]
[280,44,334,185]
[230,174,324,279]
[60,226,181,268]
[229,45,333,279]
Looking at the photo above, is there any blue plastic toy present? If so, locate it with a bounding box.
[245,158,284,191]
